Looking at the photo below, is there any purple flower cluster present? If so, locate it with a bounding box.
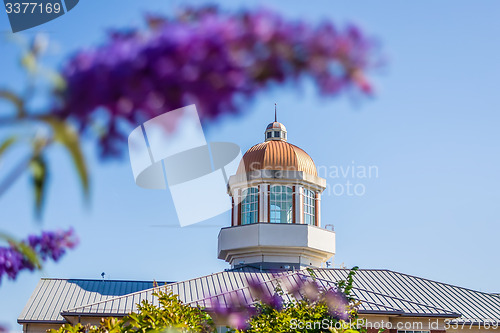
[288,274,350,321]
[54,7,377,156]
[210,272,352,330]
[0,229,77,284]
[211,291,256,330]
[27,229,78,261]
[247,278,283,310]
[323,287,350,321]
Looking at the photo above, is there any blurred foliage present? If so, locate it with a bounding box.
[0,35,89,218]
[48,290,215,333]
[239,299,360,333]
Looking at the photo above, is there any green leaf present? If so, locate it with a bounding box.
[0,89,25,117]
[41,116,90,199]
[21,52,37,73]
[45,70,67,91]
[15,241,42,269]
[30,155,48,218]
[306,267,317,280]
[0,136,17,158]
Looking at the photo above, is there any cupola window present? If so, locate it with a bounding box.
[241,187,258,225]
[270,186,293,223]
[303,189,316,225]
[274,131,280,138]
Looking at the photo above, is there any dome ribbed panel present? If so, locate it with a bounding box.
[236,142,267,174]
[236,140,317,176]
[264,141,297,171]
[291,144,318,176]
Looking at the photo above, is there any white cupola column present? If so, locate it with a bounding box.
[295,186,303,224]
[233,188,240,226]
[257,184,267,223]
[260,183,269,222]
[315,192,321,227]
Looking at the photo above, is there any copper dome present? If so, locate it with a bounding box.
[236,140,317,176]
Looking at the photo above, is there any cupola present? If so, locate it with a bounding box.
[218,108,336,270]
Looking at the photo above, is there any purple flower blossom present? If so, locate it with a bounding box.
[285,275,350,321]
[53,6,378,157]
[302,279,321,302]
[0,247,25,279]
[0,229,77,284]
[247,277,283,310]
[210,294,253,330]
[324,288,349,321]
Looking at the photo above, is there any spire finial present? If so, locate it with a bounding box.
[274,103,277,122]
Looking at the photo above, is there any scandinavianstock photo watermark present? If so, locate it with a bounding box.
[318,162,379,197]
[247,161,380,198]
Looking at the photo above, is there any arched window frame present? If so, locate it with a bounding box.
[270,185,293,224]
[303,188,316,225]
[241,187,259,225]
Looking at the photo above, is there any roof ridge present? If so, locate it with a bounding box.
[183,270,303,306]
[40,278,170,283]
[62,270,284,314]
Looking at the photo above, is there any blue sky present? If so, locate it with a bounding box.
[1,0,500,331]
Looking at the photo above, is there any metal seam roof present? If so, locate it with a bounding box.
[18,279,169,323]
[315,269,498,322]
[19,269,500,325]
[300,273,459,317]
